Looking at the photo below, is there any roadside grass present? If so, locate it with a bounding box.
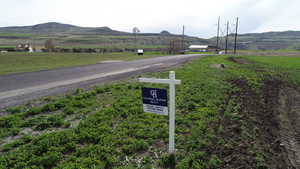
[0,55,299,168]
[0,52,168,75]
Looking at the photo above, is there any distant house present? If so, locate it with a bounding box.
[189,45,208,52]
[189,45,219,52]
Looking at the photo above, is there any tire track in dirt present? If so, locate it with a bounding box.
[277,86,300,168]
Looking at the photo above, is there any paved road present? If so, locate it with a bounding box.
[0,54,209,109]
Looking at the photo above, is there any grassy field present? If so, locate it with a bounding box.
[245,55,300,84]
[0,33,34,38]
[0,54,299,168]
[0,52,168,75]
[0,46,15,49]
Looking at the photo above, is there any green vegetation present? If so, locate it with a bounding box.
[0,52,168,75]
[245,55,300,84]
[0,54,299,168]
[0,33,34,38]
[0,46,15,49]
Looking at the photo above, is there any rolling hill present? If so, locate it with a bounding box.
[1,22,300,50]
[212,30,300,50]
[0,22,128,35]
[0,22,208,49]
[236,31,300,50]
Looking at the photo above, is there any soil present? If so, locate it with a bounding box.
[224,78,300,168]
[210,64,226,70]
[276,83,300,167]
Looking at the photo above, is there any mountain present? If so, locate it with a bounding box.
[210,30,300,50]
[160,30,171,35]
[0,22,128,35]
[0,22,209,48]
[2,22,300,50]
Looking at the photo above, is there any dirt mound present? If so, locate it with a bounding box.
[210,64,226,70]
[227,57,255,64]
[276,84,300,167]
[228,78,298,168]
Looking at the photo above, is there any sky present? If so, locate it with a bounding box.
[0,0,299,38]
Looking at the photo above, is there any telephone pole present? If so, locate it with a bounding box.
[225,21,229,54]
[182,25,185,52]
[133,27,140,53]
[216,17,220,53]
[234,17,239,54]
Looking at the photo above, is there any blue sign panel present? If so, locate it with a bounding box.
[142,87,168,115]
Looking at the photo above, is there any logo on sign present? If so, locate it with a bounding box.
[150,90,158,103]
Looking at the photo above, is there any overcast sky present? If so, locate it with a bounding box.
[0,0,299,38]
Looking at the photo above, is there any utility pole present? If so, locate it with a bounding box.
[216,16,220,53]
[182,25,185,52]
[135,33,137,52]
[225,21,229,54]
[234,17,239,54]
[133,27,140,53]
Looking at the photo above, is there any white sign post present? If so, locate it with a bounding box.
[139,71,181,154]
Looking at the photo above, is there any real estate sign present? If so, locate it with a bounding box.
[139,71,181,154]
[142,87,168,115]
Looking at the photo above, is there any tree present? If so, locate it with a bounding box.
[132,27,140,52]
[45,39,55,52]
[168,39,181,54]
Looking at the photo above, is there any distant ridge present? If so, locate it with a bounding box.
[160,30,171,35]
[0,22,129,35]
[0,22,212,48]
[209,30,300,50]
[2,22,300,50]
[0,22,186,36]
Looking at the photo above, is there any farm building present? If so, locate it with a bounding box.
[189,45,218,52]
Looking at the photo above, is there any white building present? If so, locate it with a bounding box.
[28,46,34,53]
[189,45,209,52]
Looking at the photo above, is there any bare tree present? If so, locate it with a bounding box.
[168,38,181,54]
[45,39,55,52]
[132,27,140,52]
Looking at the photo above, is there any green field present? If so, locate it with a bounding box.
[0,33,34,38]
[0,55,299,168]
[0,52,168,75]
